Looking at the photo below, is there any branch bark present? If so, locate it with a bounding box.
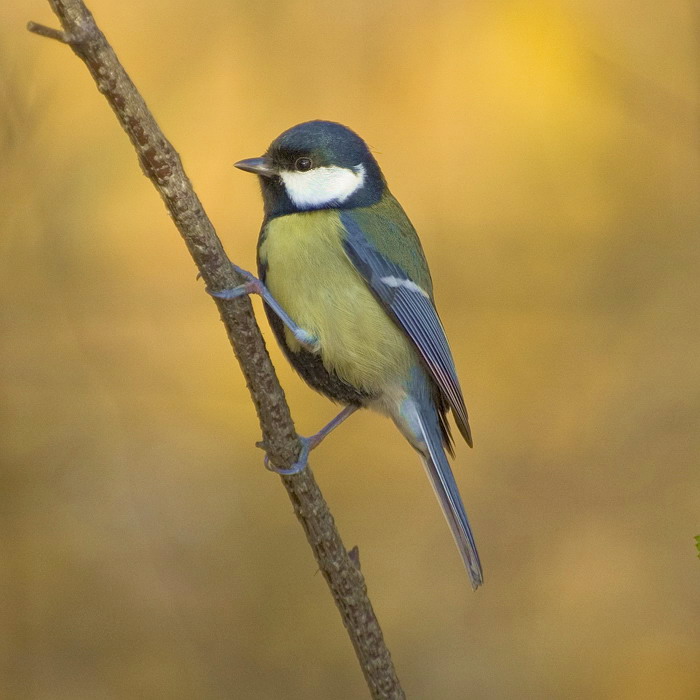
[28,2,404,698]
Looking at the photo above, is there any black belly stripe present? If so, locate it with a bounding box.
[265,306,375,406]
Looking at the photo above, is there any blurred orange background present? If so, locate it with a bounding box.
[2,1,699,698]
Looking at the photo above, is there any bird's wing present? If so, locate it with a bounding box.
[339,210,472,447]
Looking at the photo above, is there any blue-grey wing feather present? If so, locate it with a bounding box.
[340,211,472,446]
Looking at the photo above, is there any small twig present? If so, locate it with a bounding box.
[26,21,71,43]
[28,2,405,698]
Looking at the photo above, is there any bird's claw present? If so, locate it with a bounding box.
[206,265,263,300]
[264,436,313,475]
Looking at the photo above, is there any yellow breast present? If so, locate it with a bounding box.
[259,210,415,393]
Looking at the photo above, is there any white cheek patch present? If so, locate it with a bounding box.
[280,164,366,209]
[380,275,431,299]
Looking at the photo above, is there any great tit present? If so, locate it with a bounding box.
[213,120,483,589]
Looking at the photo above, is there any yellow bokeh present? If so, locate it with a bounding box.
[2,1,698,698]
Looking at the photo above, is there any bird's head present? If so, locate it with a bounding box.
[235,121,385,218]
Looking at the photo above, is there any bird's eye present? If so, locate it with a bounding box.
[295,157,312,172]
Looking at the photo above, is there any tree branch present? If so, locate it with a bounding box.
[28,2,404,698]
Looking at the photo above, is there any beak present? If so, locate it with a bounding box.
[234,156,277,178]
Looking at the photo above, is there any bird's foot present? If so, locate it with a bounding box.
[257,406,358,475]
[206,264,262,300]
[263,434,319,475]
[207,265,319,352]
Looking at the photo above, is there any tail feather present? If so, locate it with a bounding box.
[415,408,483,590]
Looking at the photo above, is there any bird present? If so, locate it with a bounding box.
[211,120,483,589]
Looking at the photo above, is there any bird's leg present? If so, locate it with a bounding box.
[265,405,360,475]
[208,264,318,351]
